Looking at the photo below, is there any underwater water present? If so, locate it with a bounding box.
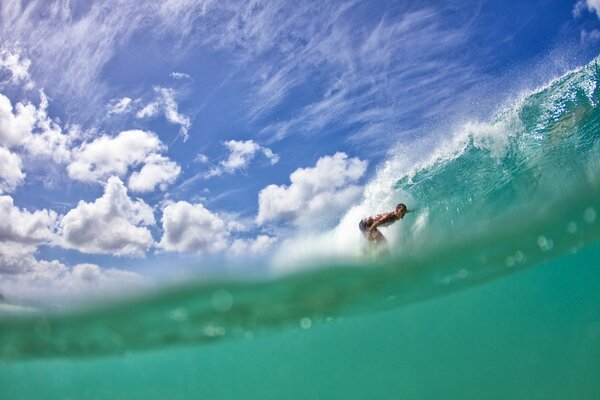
[1,58,600,398]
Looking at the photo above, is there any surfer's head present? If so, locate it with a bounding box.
[396,203,407,218]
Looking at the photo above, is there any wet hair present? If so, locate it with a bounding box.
[396,203,407,212]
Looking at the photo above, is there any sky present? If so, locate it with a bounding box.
[1,0,600,303]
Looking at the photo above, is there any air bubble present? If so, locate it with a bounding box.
[300,317,312,330]
[203,324,226,337]
[211,289,233,312]
[567,222,578,234]
[169,308,188,322]
[584,207,597,224]
[514,251,526,263]
[537,236,554,252]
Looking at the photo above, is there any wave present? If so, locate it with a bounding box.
[1,56,600,360]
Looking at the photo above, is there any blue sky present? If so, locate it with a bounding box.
[1,0,600,302]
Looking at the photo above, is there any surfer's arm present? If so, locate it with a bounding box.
[368,213,393,232]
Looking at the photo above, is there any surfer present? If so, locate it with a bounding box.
[359,203,408,244]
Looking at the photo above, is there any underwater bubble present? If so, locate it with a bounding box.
[537,236,554,252]
[211,289,233,312]
[300,317,312,330]
[457,268,470,279]
[584,207,597,224]
[505,256,515,267]
[203,324,226,337]
[567,221,578,234]
[514,251,526,264]
[244,331,254,340]
[168,308,189,322]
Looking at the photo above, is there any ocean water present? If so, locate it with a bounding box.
[1,57,600,398]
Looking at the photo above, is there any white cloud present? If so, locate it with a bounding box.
[170,71,191,80]
[107,96,133,115]
[0,191,147,302]
[574,0,600,18]
[0,93,37,148]
[59,176,155,256]
[0,147,25,193]
[25,91,72,163]
[128,154,181,193]
[158,201,228,254]
[0,91,72,164]
[136,102,160,118]
[67,129,164,182]
[0,47,34,89]
[256,152,367,227]
[230,235,277,256]
[0,254,149,303]
[208,139,279,177]
[194,153,209,163]
[136,87,191,141]
[0,195,57,246]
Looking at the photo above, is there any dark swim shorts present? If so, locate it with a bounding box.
[358,219,369,232]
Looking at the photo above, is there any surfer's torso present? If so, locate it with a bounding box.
[360,211,399,230]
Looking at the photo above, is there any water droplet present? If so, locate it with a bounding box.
[505,256,515,267]
[537,236,554,252]
[514,251,526,263]
[584,207,597,224]
[211,289,233,312]
[169,308,188,322]
[203,324,226,337]
[300,317,312,330]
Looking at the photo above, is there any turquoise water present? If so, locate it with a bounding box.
[1,57,600,398]
[1,246,599,399]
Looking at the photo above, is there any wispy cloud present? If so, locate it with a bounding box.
[193,2,486,151]
[206,139,278,177]
[135,87,192,142]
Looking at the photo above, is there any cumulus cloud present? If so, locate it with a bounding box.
[0,47,34,89]
[0,195,57,247]
[0,91,72,163]
[0,252,149,303]
[136,87,191,141]
[0,93,37,148]
[0,146,25,193]
[59,176,155,256]
[158,201,228,254]
[128,154,181,193]
[0,191,147,302]
[207,139,279,177]
[67,129,180,191]
[256,152,367,227]
[230,235,277,256]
